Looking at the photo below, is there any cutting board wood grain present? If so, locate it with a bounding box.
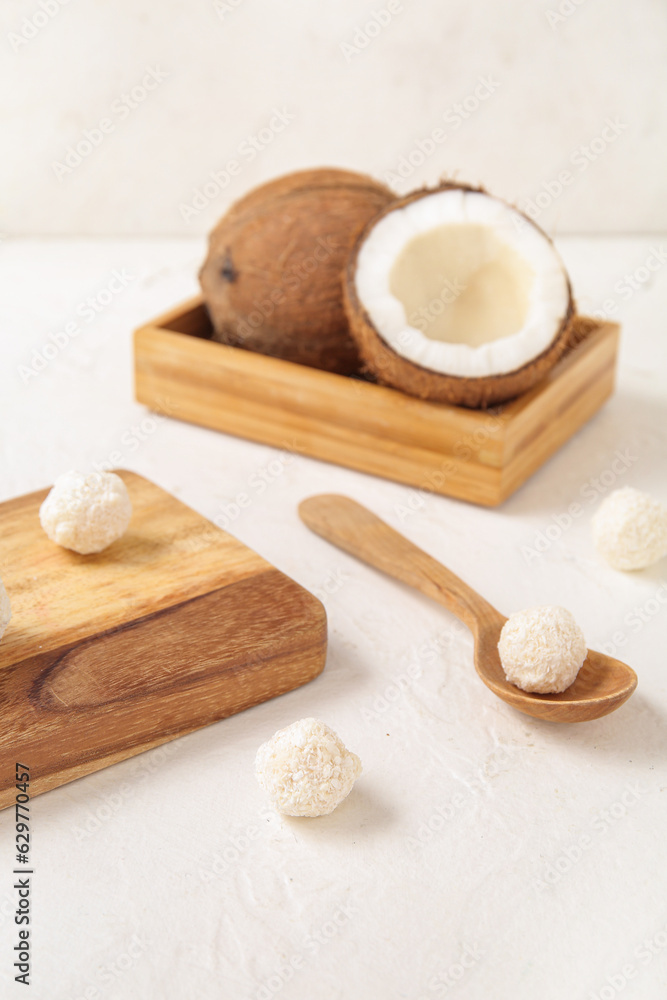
[0,470,326,809]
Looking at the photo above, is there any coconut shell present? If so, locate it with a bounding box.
[344,183,576,409]
[199,168,395,374]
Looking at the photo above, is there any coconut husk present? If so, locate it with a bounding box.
[343,182,576,408]
[199,168,395,374]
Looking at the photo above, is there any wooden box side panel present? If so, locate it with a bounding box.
[135,317,507,465]
[134,305,618,507]
[499,323,619,500]
[135,326,505,506]
[152,296,212,338]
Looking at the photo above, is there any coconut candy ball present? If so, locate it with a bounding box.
[0,575,11,641]
[592,486,667,571]
[498,606,587,694]
[255,718,362,817]
[39,471,132,555]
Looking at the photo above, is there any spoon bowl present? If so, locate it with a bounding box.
[299,494,637,723]
[472,618,637,722]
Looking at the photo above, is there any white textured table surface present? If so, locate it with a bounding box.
[1,237,667,1000]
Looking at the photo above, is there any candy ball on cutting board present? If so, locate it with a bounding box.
[0,575,11,641]
[592,486,667,571]
[498,606,587,694]
[255,718,362,817]
[39,471,132,555]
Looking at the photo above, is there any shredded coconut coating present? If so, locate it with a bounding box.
[592,486,667,571]
[0,575,11,641]
[255,718,362,817]
[39,471,132,555]
[498,606,587,694]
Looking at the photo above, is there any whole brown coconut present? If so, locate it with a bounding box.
[199,168,395,374]
[344,182,577,408]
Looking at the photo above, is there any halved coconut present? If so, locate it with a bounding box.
[344,183,575,407]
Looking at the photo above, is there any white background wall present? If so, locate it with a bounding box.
[2,0,666,237]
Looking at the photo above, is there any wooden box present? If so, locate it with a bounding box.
[134,296,619,507]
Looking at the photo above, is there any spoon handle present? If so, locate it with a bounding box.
[299,494,500,635]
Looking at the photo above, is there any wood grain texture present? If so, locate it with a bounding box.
[0,471,327,809]
[134,296,619,507]
[299,494,637,724]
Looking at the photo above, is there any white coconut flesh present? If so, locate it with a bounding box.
[354,189,571,378]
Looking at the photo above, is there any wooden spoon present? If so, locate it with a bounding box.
[299,494,637,723]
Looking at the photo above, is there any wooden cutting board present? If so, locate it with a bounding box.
[0,470,326,809]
